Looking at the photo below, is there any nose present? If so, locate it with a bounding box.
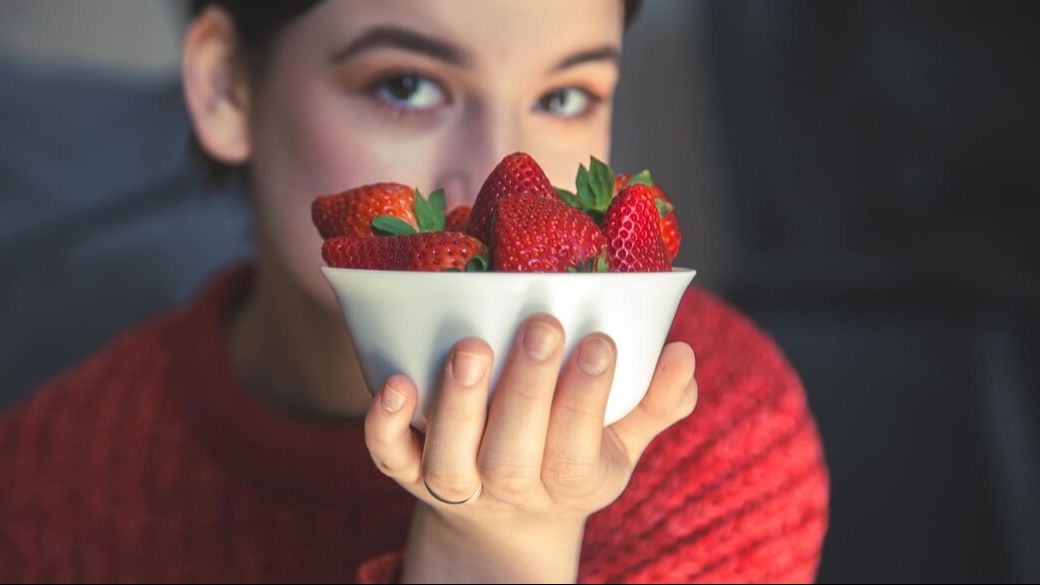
[433,101,525,209]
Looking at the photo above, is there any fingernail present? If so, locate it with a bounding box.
[452,351,488,387]
[381,381,406,413]
[578,336,612,376]
[523,321,560,361]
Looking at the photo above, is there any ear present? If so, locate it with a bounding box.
[182,6,252,164]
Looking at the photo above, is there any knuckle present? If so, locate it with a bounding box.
[557,396,604,421]
[502,379,553,406]
[542,453,602,494]
[479,458,539,502]
[370,454,397,477]
[423,468,477,502]
[645,377,698,424]
[639,395,676,422]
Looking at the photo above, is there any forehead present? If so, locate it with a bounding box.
[295,0,624,72]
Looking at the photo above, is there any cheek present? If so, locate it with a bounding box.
[247,74,385,309]
[243,71,447,308]
[526,112,613,189]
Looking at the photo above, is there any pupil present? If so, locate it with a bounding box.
[549,91,565,110]
[389,76,418,100]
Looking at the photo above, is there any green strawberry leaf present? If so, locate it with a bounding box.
[569,251,610,273]
[465,255,489,272]
[576,164,595,210]
[413,189,447,232]
[589,156,614,211]
[372,216,418,236]
[413,189,434,232]
[555,187,582,209]
[586,208,605,225]
[627,169,654,187]
[428,189,447,229]
[654,198,674,218]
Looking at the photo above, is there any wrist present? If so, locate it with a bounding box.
[401,503,586,584]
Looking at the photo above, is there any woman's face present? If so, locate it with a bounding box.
[241,0,624,306]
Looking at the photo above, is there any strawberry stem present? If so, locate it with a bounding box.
[465,255,489,272]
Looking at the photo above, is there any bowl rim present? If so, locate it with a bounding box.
[321,266,697,277]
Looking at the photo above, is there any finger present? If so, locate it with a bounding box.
[478,314,565,503]
[606,342,697,467]
[421,338,492,504]
[364,374,425,493]
[543,333,617,494]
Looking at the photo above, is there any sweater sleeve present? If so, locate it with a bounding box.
[577,288,830,584]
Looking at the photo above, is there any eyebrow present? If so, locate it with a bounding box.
[551,45,621,72]
[331,25,472,67]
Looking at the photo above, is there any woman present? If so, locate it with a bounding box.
[0,1,828,582]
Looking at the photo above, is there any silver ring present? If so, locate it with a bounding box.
[424,478,483,505]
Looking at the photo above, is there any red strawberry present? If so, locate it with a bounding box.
[466,152,557,244]
[312,183,416,239]
[612,173,628,197]
[602,184,670,272]
[322,232,489,272]
[490,193,608,272]
[445,205,472,233]
[614,172,681,262]
[659,212,681,262]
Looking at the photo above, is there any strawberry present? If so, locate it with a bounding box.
[489,193,608,272]
[557,159,682,263]
[611,173,629,197]
[659,211,681,263]
[614,171,681,262]
[602,183,670,272]
[370,188,448,236]
[312,182,416,239]
[466,152,557,244]
[322,232,489,272]
[445,205,472,233]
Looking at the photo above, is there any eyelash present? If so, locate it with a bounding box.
[362,70,451,119]
[361,72,605,121]
[534,86,605,121]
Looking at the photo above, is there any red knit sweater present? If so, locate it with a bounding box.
[0,266,828,583]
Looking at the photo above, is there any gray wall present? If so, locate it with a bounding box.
[0,0,182,73]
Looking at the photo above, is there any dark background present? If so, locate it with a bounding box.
[1,1,1038,582]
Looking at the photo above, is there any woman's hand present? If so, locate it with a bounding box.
[364,314,698,583]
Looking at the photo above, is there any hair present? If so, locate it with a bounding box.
[189,0,644,184]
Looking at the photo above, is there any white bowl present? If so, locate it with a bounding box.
[322,267,696,431]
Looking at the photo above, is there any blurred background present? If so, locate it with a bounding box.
[1,1,1037,582]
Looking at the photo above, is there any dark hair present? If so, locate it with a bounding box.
[189,0,644,183]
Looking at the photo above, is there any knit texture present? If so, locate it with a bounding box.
[0,266,828,583]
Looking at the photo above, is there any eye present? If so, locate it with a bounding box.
[535,87,600,119]
[370,73,448,112]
